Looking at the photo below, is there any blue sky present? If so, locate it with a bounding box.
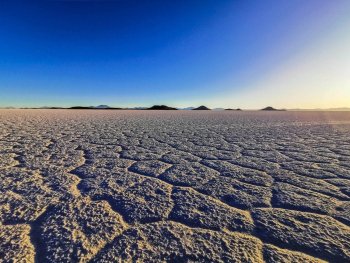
[1,0,349,109]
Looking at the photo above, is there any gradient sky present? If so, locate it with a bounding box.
[1,0,349,109]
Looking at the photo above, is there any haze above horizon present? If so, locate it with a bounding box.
[1,0,349,109]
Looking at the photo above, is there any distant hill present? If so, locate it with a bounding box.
[147,105,178,110]
[40,106,64,109]
[225,108,242,111]
[70,106,95,109]
[261,106,286,111]
[192,106,211,110]
[133,107,148,110]
[70,106,122,110]
[90,105,110,109]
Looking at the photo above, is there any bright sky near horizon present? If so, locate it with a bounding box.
[0,0,349,109]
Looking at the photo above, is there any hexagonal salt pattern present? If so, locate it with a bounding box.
[1,109,350,263]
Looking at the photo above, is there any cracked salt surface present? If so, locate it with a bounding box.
[0,109,350,262]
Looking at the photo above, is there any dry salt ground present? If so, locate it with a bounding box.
[1,109,350,262]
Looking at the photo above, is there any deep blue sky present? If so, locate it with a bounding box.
[1,0,349,108]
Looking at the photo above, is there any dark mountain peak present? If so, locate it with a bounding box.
[225,108,242,111]
[147,105,178,110]
[69,106,121,110]
[192,105,211,110]
[261,106,286,111]
[92,105,110,108]
[70,106,90,109]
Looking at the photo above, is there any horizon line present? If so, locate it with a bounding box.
[1,105,350,111]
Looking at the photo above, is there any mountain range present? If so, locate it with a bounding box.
[4,105,350,111]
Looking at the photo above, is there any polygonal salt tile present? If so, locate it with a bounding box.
[129,160,172,177]
[272,182,341,215]
[90,221,264,263]
[158,162,219,187]
[0,223,35,262]
[40,198,127,263]
[195,177,272,209]
[201,160,273,187]
[263,244,327,263]
[160,150,202,164]
[169,187,254,232]
[78,171,146,198]
[252,208,350,262]
[112,178,173,224]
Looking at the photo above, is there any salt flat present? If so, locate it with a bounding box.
[1,109,350,263]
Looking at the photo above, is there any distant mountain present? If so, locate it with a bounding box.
[70,106,122,110]
[133,107,148,110]
[225,108,242,111]
[147,105,178,110]
[70,106,95,109]
[177,107,195,110]
[261,106,286,111]
[192,106,211,110]
[213,108,225,111]
[40,106,64,109]
[89,105,110,109]
[261,106,277,111]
